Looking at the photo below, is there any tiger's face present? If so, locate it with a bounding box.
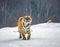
[24,16,32,24]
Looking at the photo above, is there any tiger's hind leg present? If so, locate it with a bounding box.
[21,32,26,40]
[18,30,22,39]
[19,33,22,39]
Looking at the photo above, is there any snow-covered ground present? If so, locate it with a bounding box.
[0,23,60,47]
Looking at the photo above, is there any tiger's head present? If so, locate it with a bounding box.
[23,16,32,24]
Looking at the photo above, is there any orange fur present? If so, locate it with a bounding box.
[18,17,24,31]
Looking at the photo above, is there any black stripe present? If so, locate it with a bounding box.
[23,22,31,28]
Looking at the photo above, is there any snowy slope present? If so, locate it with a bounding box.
[0,23,60,47]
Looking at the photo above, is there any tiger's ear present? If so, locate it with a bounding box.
[28,16,30,17]
[27,16,32,21]
[28,16,32,20]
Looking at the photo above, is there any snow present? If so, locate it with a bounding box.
[0,23,60,47]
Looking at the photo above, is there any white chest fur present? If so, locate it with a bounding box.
[22,22,31,33]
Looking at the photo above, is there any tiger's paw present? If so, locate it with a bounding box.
[23,37,26,40]
[27,37,30,40]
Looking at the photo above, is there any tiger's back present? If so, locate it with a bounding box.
[18,17,24,32]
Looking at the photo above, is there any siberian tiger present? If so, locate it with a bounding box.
[18,16,32,40]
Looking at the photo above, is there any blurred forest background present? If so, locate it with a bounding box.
[0,0,60,28]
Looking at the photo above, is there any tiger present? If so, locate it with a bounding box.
[18,16,32,40]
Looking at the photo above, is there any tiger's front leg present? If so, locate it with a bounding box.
[27,31,31,40]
